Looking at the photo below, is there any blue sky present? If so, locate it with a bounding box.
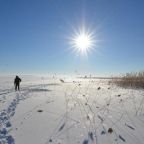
[0,0,144,76]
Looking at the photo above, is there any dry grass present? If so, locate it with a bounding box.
[110,71,144,89]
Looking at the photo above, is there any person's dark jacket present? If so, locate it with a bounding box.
[14,76,21,85]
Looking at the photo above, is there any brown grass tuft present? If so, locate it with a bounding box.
[110,71,144,89]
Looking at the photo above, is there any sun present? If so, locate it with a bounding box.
[75,33,91,51]
[70,28,95,56]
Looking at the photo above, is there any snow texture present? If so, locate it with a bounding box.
[0,76,144,144]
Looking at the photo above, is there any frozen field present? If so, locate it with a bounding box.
[0,76,144,144]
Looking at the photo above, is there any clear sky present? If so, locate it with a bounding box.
[0,0,144,76]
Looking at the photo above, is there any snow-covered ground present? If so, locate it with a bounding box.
[0,76,144,144]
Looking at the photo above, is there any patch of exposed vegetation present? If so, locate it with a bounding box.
[110,71,144,89]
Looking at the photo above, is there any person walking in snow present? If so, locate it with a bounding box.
[14,76,22,91]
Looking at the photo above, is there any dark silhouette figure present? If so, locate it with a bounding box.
[14,76,21,91]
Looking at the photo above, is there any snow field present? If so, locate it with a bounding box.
[0,76,144,144]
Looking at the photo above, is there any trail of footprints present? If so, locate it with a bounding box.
[0,92,29,144]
